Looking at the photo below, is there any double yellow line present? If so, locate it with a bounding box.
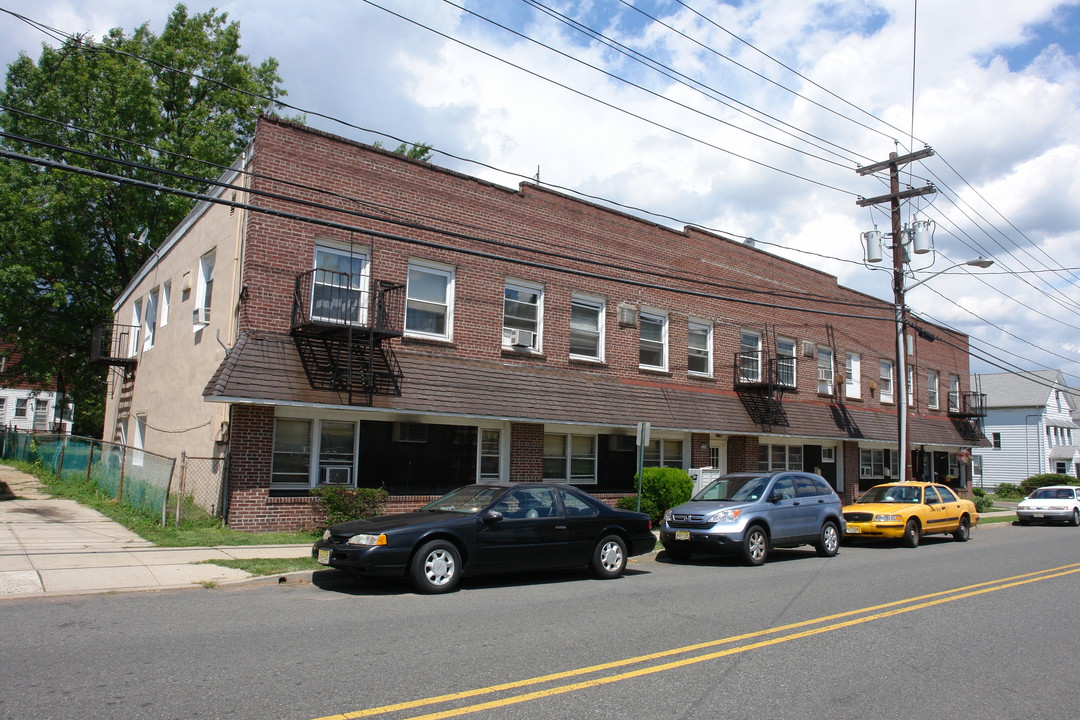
[315,563,1080,720]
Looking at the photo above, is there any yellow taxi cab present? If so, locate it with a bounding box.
[842,481,978,547]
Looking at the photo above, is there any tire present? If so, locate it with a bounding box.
[663,547,692,563]
[590,535,627,579]
[1017,517,1031,526]
[953,515,971,542]
[816,521,840,557]
[901,519,920,548]
[741,525,769,566]
[1071,509,1080,527]
[410,540,461,594]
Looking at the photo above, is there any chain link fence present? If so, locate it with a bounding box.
[0,428,226,527]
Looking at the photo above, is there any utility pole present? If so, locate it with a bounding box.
[856,148,935,482]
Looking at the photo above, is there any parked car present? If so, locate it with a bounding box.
[1016,486,1080,526]
[659,471,844,566]
[842,481,978,547]
[312,483,655,593]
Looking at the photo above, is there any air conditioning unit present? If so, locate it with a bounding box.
[322,466,352,485]
[192,307,211,326]
[860,466,873,478]
[802,341,816,358]
[617,303,638,327]
[817,368,832,381]
[508,328,536,348]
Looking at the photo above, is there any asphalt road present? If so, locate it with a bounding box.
[2,521,1078,720]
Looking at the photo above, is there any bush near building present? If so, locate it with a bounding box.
[616,467,694,525]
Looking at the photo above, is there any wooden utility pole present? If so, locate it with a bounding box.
[856,148,935,482]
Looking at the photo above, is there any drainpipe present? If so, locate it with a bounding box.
[1025,414,1042,479]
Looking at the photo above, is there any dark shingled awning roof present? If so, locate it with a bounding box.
[204,332,983,446]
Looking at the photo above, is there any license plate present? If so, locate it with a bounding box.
[847,526,861,534]
[1033,513,1044,518]
[317,549,331,565]
[675,530,691,541]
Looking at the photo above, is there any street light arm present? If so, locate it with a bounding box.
[903,258,994,292]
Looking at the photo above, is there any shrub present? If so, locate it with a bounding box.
[972,487,985,497]
[973,495,994,513]
[310,486,389,528]
[995,482,1020,498]
[1019,474,1074,496]
[618,466,693,525]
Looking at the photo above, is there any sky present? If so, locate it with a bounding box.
[2,0,1079,385]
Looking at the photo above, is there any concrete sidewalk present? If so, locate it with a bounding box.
[0,464,312,599]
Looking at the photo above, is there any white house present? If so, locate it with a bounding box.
[972,370,1078,488]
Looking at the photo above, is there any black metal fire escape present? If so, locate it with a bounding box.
[733,326,791,427]
[947,384,988,443]
[290,270,405,405]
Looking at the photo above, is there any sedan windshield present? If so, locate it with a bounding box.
[422,486,504,513]
[1031,488,1074,500]
[858,485,920,503]
[694,476,772,502]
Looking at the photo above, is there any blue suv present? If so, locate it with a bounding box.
[660,471,845,566]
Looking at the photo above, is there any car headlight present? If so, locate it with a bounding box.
[874,514,903,522]
[663,509,672,523]
[346,533,387,546]
[322,529,331,541]
[707,508,742,523]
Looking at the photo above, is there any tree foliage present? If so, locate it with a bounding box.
[0,3,289,435]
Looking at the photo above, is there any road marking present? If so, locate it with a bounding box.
[312,563,1080,720]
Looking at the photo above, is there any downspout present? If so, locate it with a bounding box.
[1025,413,1042,479]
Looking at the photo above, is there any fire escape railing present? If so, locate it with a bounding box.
[90,323,139,368]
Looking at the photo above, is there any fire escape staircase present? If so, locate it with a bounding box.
[290,270,405,405]
[948,389,988,443]
[733,332,790,427]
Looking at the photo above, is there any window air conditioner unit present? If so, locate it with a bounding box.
[617,303,638,327]
[508,328,536,348]
[802,341,816,358]
[860,466,873,478]
[817,368,832,381]
[322,466,352,485]
[192,307,211,326]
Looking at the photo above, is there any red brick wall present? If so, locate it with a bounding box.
[510,423,544,482]
[841,441,862,504]
[727,435,760,473]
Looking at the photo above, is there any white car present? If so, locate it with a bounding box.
[1016,486,1080,526]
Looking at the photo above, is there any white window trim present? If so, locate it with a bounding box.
[688,319,713,377]
[817,347,834,395]
[738,330,762,382]
[271,416,361,489]
[569,293,605,362]
[542,432,598,484]
[928,370,940,409]
[638,308,669,371]
[404,259,455,341]
[845,352,861,399]
[194,250,216,332]
[776,337,797,388]
[879,360,894,403]
[160,281,171,327]
[143,288,158,351]
[129,300,142,357]
[312,242,372,326]
[502,278,544,351]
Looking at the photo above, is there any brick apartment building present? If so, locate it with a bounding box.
[95,117,985,531]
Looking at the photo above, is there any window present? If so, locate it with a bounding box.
[557,487,598,517]
[738,330,762,382]
[14,398,29,418]
[143,288,158,350]
[130,299,142,356]
[879,360,894,403]
[0,398,5,423]
[405,261,453,340]
[758,444,803,471]
[194,250,215,328]
[543,433,597,483]
[639,310,668,370]
[927,370,940,409]
[688,320,712,376]
[972,455,983,477]
[992,432,1001,449]
[160,281,171,327]
[503,279,543,350]
[907,365,915,405]
[478,428,501,481]
[133,415,146,467]
[271,418,359,488]
[845,352,861,399]
[643,438,684,468]
[860,448,899,479]
[817,347,834,394]
[319,421,357,485]
[948,375,961,411]
[569,294,604,360]
[776,337,796,387]
[312,245,369,325]
[272,419,312,486]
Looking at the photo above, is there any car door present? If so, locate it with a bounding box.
[934,485,966,529]
[476,487,569,572]
[920,485,952,533]
[764,475,816,543]
[556,487,604,565]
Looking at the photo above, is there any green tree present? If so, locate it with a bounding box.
[374,140,434,162]
[0,4,289,435]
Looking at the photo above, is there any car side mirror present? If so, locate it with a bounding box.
[768,491,783,503]
[482,510,503,524]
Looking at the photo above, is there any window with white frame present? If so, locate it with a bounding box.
[405,260,454,340]
[776,337,796,387]
[879,360,894,403]
[312,244,370,325]
[927,370,940,409]
[639,310,668,370]
[569,294,604,360]
[907,365,915,405]
[133,415,146,467]
[860,448,899,479]
[194,250,215,328]
[948,375,961,411]
[160,281,171,327]
[738,330,762,382]
[643,438,684,468]
[143,288,158,351]
[503,279,543,350]
[845,352,861,399]
[271,418,358,488]
[478,428,501,481]
[688,320,712,376]
[14,398,29,418]
[817,347,834,394]
[542,433,596,483]
[758,444,804,471]
[129,299,142,356]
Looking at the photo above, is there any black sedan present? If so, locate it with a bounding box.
[312,483,655,593]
